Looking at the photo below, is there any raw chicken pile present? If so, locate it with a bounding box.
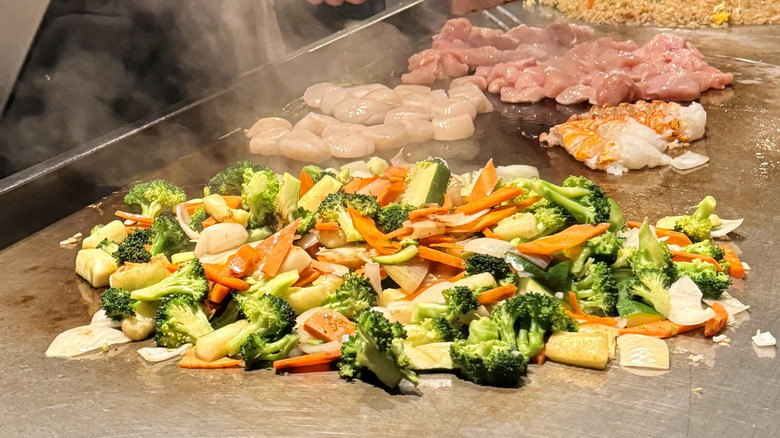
[247,82,493,163]
[541,100,707,175]
[402,19,733,106]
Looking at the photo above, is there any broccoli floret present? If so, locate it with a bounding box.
[154,294,214,348]
[101,287,138,322]
[242,166,280,228]
[621,272,672,317]
[674,196,717,242]
[338,310,419,388]
[317,193,381,242]
[464,254,514,286]
[124,179,186,218]
[97,238,120,259]
[205,161,261,196]
[675,259,731,300]
[130,259,208,302]
[631,219,677,282]
[149,214,191,258]
[189,207,209,232]
[532,206,571,237]
[450,339,527,387]
[291,207,316,235]
[531,176,611,225]
[115,228,152,264]
[611,245,636,270]
[571,261,618,316]
[90,224,104,235]
[243,270,299,299]
[226,293,296,356]
[411,286,479,336]
[491,292,577,359]
[322,271,376,319]
[377,203,415,233]
[466,316,500,344]
[680,240,726,262]
[241,333,300,370]
[404,317,456,347]
[585,231,625,265]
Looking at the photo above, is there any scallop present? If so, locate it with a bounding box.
[431,98,478,121]
[402,119,435,143]
[448,83,494,113]
[322,122,365,139]
[393,84,431,97]
[319,86,351,115]
[432,113,475,141]
[384,106,430,124]
[303,82,339,108]
[361,124,409,150]
[363,87,403,108]
[327,132,376,158]
[249,127,289,156]
[333,98,389,125]
[277,130,332,164]
[245,117,292,138]
[401,92,446,111]
[293,112,339,136]
[348,84,389,98]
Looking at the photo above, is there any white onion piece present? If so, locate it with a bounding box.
[138,344,191,362]
[46,325,133,358]
[313,261,350,277]
[295,232,319,250]
[617,334,669,370]
[340,160,373,178]
[671,151,709,170]
[703,292,750,317]
[278,246,313,275]
[753,330,776,347]
[384,259,430,294]
[364,261,383,294]
[495,164,539,181]
[390,148,414,168]
[410,280,450,304]
[515,252,553,269]
[618,227,641,249]
[193,222,247,258]
[299,340,342,355]
[176,203,200,240]
[667,276,716,326]
[431,209,490,226]
[90,310,121,329]
[198,247,239,265]
[463,238,514,258]
[711,219,744,238]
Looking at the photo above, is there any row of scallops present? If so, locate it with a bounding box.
[246,82,494,164]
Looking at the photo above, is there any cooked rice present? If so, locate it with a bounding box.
[534,0,780,28]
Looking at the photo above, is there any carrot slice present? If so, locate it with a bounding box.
[566,291,619,326]
[448,206,518,234]
[619,320,703,338]
[221,196,242,209]
[303,310,355,342]
[293,266,321,287]
[348,208,398,255]
[477,284,517,305]
[416,246,466,269]
[225,244,261,277]
[341,177,363,194]
[299,169,314,197]
[516,223,610,255]
[719,245,745,279]
[403,272,465,301]
[278,362,335,374]
[184,203,204,214]
[532,346,547,366]
[704,302,729,337]
[201,216,217,229]
[273,350,342,370]
[468,159,498,201]
[179,349,242,369]
[384,227,413,240]
[315,222,340,231]
[202,263,250,291]
[115,210,155,224]
[419,235,453,246]
[670,250,722,271]
[409,195,453,220]
[383,166,409,182]
[626,221,692,246]
[453,186,524,216]
[377,180,405,207]
[208,283,232,304]
[253,219,301,277]
[481,227,500,240]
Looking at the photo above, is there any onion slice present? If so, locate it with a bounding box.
[495,164,539,181]
[138,344,191,362]
[667,276,715,326]
[671,151,709,170]
[462,238,514,258]
[176,203,201,240]
[46,325,133,358]
[711,218,744,238]
[364,261,383,294]
[299,340,342,355]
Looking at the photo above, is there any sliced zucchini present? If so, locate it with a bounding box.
[400,159,451,207]
[372,245,419,265]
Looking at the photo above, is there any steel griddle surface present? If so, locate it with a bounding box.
[1,3,779,437]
